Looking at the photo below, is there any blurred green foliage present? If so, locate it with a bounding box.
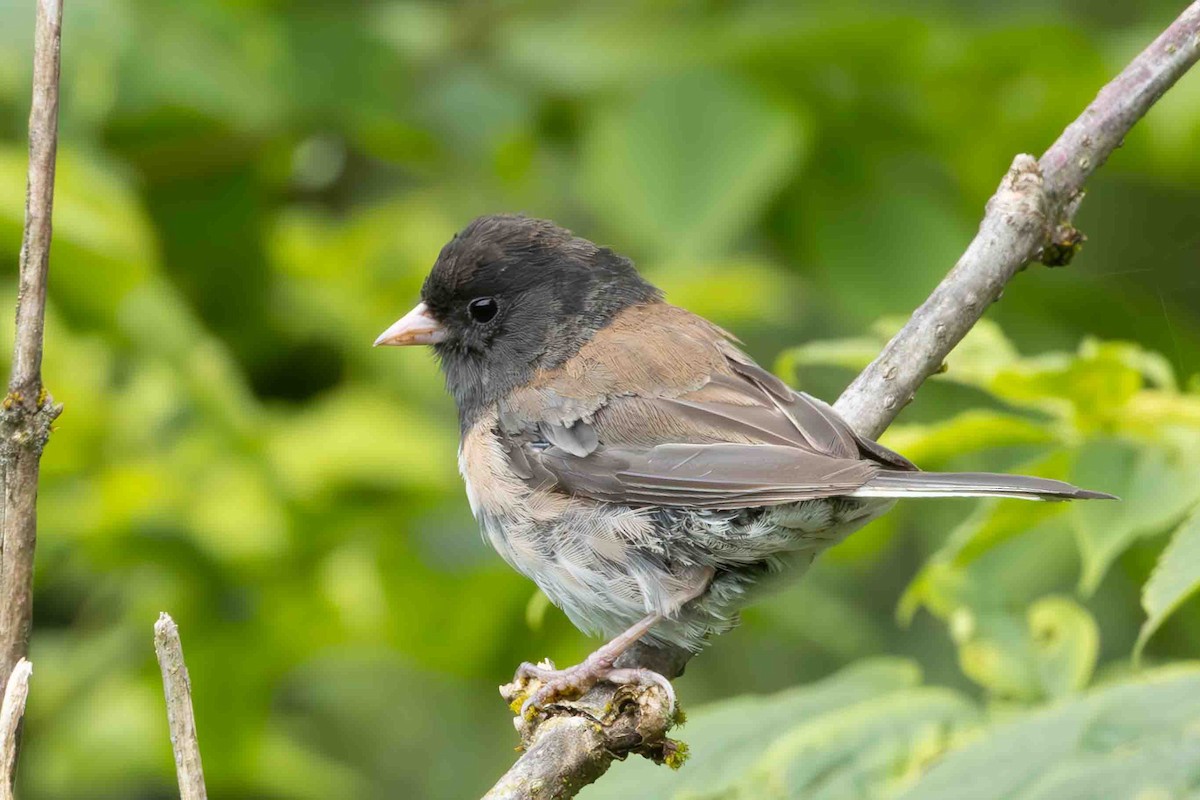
[0,1,1199,798]
[592,660,1200,799]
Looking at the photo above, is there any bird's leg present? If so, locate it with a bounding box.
[515,613,673,717]
[514,571,713,718]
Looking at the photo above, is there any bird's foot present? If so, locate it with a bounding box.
[514,654,675,719]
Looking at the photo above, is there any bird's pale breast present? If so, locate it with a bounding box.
[459,409,891,651]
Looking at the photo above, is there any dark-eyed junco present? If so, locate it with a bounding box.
[376,214,1111,714]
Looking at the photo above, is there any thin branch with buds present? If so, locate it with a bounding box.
[484,3,1200,797]
[0,0,64,716]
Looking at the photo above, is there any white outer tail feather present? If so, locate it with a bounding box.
[852,471,1117,503]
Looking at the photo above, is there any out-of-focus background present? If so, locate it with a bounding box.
[2,1,1199,798]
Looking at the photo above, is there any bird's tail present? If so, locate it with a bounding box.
[852,471,1117,502]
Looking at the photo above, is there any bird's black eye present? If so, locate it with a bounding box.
[467,297,498,323]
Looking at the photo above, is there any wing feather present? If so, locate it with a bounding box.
[489,303,1105,508]
[491,303,898,509]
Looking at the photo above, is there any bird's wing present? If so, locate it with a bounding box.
[495,302,912,510]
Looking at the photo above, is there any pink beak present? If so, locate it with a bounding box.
[374,302,447,347]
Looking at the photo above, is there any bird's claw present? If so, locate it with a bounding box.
[514,657,675,719]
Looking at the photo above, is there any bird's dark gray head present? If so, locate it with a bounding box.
[375,214,661,426]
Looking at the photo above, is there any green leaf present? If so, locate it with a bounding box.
[900,664,1200,800]
[921,325,1165,431]
[596,663,1200,800]
[986,341,1146,429]
[899,500,1071,625]
[1135,507,1200,659]
[912,452,1073,571]
[1027,596,1100,700]
[581,72,805,259]
[1124,389,1200,433]
[1016,736,1200,800]
[900,468,1099,702]
[945,597,1098,702]
[879,410,1056,468]
[1070,437,1200,594]
[585,659,927,800]
[950,609,1042,700]
[740,687,978,799]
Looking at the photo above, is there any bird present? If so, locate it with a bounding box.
[375,213,1113,716]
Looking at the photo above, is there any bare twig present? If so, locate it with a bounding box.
[484,3,1200,797]
[154,614,208,800]
[834,1,1200,438]
[0,0,64,696]
[0,659,32,800]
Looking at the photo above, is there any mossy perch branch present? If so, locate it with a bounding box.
[483,2,1200,797]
